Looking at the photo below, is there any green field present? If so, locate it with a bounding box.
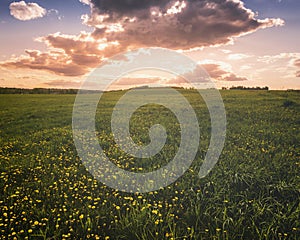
[0,90,299,239]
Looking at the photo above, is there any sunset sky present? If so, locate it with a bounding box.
[0,0,299,90]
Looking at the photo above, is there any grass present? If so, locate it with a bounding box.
[0,90,299,239]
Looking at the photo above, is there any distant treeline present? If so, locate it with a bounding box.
[1,86,299,94]
[0,87,78,94]
[0,88,106,94]
[224,86,269,90]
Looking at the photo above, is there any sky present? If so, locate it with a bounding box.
[0,0,299,90]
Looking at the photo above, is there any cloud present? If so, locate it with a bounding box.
[90,0,170,17]
[227,53,252,61]
[79,0,91,5]
[1,49,89,76]
[294,59,300,68]
[258,53,300,64]
[9,1,47,21]
[294,59,300,77]
[39,31,122,58]
[87,0,284,50]
[202,63,247,81]
[258,54,300,78]
[0,31,124,76]
[165,61,247,87]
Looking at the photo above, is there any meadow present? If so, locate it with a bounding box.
[0,90,299,239]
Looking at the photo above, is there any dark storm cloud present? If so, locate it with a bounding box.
[90,0,170,16]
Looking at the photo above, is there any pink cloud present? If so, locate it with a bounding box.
[202,64,247,81]
[294,59,300,77]
[1,50,88,76]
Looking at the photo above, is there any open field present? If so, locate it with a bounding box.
[0,90,299,239]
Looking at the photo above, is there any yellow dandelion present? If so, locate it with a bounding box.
[152,210,158,215]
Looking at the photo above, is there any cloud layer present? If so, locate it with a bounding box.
[3,0,284,78]
[9,1,47,21]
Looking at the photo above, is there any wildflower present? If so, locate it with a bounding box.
[79,214,84,220]
[152,210,158,215]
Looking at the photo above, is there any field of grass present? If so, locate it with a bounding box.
[0,90,299,239]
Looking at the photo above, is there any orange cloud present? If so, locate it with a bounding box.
[0,32,124,76]
[202,63,247,81]
[1,50,88,76]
